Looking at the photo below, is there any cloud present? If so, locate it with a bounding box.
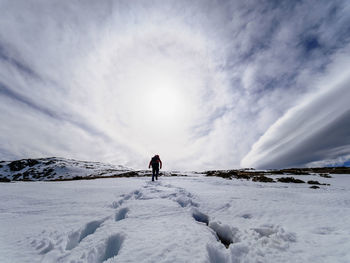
[241,50,350,168]
[1,0,350,170]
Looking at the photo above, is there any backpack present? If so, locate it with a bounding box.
[151,156,159,166]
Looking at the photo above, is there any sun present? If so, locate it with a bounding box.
[109,58,196,157]
[143,73,187,124]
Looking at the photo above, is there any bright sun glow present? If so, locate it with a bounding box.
[113,62,199,159]
[126,65,194,153]
[93,25,218,162]
[143,75,187,123]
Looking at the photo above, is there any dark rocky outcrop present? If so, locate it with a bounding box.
[0,177,11,182]
[307,180,330,186]
[277,177,305,183]
[8,159,39,171]
[252,175,275,183]
[203,165,350,187]
[319,173,332,178]
[279,169,310,175]
[307,180,321,185]
[118,171,139,177]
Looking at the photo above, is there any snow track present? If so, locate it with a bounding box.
[25,180,215,262]
[28,180,298,262]
[1,176,350,262]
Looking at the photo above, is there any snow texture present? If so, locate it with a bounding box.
[1,174,350,262]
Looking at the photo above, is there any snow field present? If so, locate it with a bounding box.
[168,176,350,262]
[1,174,350,262]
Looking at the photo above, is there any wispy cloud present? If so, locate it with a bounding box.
[241,49,350,168]
[1,0,349,170]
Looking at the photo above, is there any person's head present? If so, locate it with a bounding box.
[155,154,159,158]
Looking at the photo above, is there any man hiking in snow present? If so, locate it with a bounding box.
[149,155,162,181]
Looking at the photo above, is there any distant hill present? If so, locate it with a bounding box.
[0,157,137,182]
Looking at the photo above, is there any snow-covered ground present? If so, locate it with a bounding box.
[1,174,350,263]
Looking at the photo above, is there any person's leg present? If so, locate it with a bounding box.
[152,168,155,181]
[156,168,159,180]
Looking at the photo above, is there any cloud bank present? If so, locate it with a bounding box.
[1,0,350,170]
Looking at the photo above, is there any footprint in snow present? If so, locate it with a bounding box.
[66,219,105,250]
[115,207,129,221]
[99,234,125,263]
[111,189,143,208]
[192,208,209,225]
[32,238,55,255]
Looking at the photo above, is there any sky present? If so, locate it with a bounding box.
[0,0,350,170]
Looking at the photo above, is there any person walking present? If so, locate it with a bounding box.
[149,155,162,181]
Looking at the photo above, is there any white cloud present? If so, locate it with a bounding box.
[241,49,350,168]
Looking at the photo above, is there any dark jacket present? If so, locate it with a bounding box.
[149,156,162,169]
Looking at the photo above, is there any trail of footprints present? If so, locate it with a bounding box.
[30,181,242,261]
[30,189,139,262]
[31,180,296,262]
[148,182,239,251]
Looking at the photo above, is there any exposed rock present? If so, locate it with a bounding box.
[268,170,285,175]
[277,177,305,183]
[45,160,55,165]
[252,175,275,183]
[12,173,23,180]
[307,180,321,185]
[9,161,26,171]
[233,172,252,180]
[308,167,350,174]
[307,180,330,186]
[205,170,235,179]
[8,159,39,171]
[119,171,139,177]
[310,185,320,189]
[0,177,11,182]
[279,169,310,175]
[319,173,332,178]
[168,172,187,176]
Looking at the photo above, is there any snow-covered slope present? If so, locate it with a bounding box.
[1,174,350,262]
[0,157,133,181]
